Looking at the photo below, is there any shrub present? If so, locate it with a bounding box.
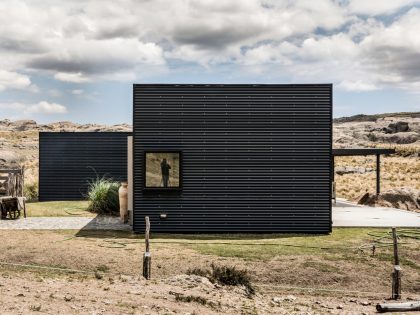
[24,182,38,201]
[187,264,255,296]
[86,176,119,215]
[210,264,255,296]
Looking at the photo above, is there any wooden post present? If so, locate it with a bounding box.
[376,154,380,195]
[391,227,401,300]
[331,156,336,204]
[142,216,151,279]
[22,166,26,218]
[376,301,420,313]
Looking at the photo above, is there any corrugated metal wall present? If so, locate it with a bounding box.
[39,132,131,201]
[133,84,332,233]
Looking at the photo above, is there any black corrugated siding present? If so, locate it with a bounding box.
[133,84,332,233]
[39,132,131,201]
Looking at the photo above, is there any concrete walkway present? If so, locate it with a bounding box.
[0,216,131,230]
[332,200,420,227]
[0,202,419,229]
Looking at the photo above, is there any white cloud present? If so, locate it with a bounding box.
[0,102,26,111]
[359,8,420,89]
[236,6,420,92]
[24,101,67,114]
[0,101,67,115]
[0,0,420,93]
[48,89,63,97]
[337,80,379,91]
[71,89,84,95]
[347,0,420,15]
[0,70,31,91]
[54,72,91,83]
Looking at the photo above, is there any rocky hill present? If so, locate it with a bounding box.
[0,119,131,132]
[333,113,420,155]
[1,113,419,169]
[333,112,420,123]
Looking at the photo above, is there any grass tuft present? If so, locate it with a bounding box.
[187,264,255,296]
[24,182,38,201]
[86,176,120,215]
[175,294,209,305]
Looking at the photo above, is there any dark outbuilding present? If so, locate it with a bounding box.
[133,84,333,233]
[39,132,131,201]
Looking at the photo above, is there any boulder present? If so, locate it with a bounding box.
[357,187,420,212]
[368,131,419,144]
[13,120,38,131]
[384,121,409,134]
[1,150,19,165]
[335,166,374,175]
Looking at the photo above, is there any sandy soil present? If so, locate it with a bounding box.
[0,230,419,314]
[1,271,410,315]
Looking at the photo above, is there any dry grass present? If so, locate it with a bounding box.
[25,201,93,217]
[366,142,420,157]
[335,156,420,200]
[0,228,418,294]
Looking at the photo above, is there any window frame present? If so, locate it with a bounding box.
[143,150,183,192]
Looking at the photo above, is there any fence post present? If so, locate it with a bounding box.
[391,227,401,300]
[142,216,151,279]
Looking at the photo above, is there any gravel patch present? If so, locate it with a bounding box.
[0,216,130,230]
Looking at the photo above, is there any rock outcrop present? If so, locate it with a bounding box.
[357,187,420,212]
[335,166,374,175]
[383,121,409,134]
[334,114,420,151]
[0,119,132,132]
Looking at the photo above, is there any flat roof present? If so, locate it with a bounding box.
[332,148,396,156]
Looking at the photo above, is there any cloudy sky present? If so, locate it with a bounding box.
[1,0,420,124]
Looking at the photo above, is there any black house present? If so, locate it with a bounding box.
[133,84,332,233]
[39,132,131,201]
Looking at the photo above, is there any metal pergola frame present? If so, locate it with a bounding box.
[332,148,396,195]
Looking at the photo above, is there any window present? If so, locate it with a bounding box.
[144,151,182,191]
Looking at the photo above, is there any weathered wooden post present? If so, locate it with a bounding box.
[391,227,401,300]
[142,216,151,279]
[376,301,420,313]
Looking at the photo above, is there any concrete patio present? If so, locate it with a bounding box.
[332,199,420,227]
[0,201,418,229]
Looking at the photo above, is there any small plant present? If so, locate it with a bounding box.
[175,294,208,305]
[29,305,42,312]
[24,182,38,201]
[86,176,119,215]
[96,264,109,272]
[187,264,255,296]
[210,264,255,296]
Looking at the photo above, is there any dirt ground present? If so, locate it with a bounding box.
[0,229,419,314]
[2,272,413,315]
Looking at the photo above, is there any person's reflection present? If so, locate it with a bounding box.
[160,158,171,187]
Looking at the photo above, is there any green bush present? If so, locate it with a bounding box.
[86,176,119,215]
[24,182,38,201]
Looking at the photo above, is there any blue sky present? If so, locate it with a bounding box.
[1,0,420,125]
